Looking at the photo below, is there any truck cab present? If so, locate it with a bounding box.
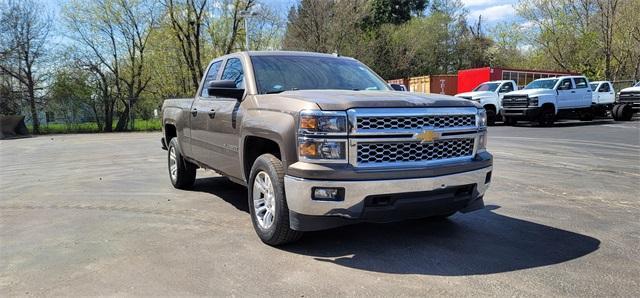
[501,75,595,126]
[455,80,517,125]
[590,81,615,105]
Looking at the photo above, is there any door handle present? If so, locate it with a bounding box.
[191,108,198,117]
[571,91,575,93]
[208,109,216,119]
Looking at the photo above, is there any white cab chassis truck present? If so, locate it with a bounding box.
[501,76,609,126]
[613,81,640,121]
[455,80,517,125]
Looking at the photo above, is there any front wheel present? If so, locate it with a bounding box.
[486,109,497,126]
[538,106,555,127]
[248,154,303,246]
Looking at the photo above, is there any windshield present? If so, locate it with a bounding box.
[473,82,500,92]
[590,83,598,91]
[525,79,558,90]
[251,55,390,94]
[635,82,640,87]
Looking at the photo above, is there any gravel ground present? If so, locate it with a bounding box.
[1,119,639,296]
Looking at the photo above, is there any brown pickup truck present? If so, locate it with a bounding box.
[162,51,493,245]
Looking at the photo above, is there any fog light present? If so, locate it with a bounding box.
[312,187,344,201]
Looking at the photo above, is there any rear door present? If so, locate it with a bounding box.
[207,57,245,179]
[189,60,223,167]
[556,78,574,109]
[572,77,591,107]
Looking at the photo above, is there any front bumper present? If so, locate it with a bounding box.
[502,107,541,119]
[284,166,492,231]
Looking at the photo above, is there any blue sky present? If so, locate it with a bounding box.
[463,0,519,24]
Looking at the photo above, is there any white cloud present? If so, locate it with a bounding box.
[468,4,515,22]
[462,0,498,7]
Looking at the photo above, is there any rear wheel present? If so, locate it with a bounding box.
[618,104,634,121]
[248,154,303,246]
[168,138,196,189]
[538,106,555,127]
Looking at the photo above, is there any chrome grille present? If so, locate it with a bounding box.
[357,115,475,130]
[357,138,474,165]
[502,96,529,108]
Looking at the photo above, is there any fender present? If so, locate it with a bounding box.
[239,109,298,180]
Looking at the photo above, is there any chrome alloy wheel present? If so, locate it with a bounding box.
[169,146,178,181]
[253,171,276,229]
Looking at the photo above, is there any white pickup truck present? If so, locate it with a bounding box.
[613,81,640,121]
[501,75,608,126]
[455,80,517,125]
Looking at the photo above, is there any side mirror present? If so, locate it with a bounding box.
[207,80,244,100]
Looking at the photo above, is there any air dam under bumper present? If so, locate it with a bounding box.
[284,166,492,231]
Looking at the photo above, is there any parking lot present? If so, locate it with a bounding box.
[1,119,639,296]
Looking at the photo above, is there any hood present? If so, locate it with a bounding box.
[276,90,479,110]
[455,91,496,99]
[620,86,640,93]
[505,88,556,97]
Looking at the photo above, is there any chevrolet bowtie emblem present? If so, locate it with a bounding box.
[414,130,441,143]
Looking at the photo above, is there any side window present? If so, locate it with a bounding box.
[200,61,222,97]
[499,82,514,93]
[558,79,573,90]
[598,83,610,92]
[221,58,244,89]
[574,77,588,89]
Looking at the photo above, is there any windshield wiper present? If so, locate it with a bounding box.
[265,88,299,94]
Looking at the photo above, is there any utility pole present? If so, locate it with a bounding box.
[239,10,259,51]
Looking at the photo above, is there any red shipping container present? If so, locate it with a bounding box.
[457,67,579,93]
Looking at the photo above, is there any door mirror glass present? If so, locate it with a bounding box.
[207,80,244,100]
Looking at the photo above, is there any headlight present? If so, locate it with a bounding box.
[297,110,348,163]
[477,109,487,127]
[299,110,347,135]
[528,97,539,107]
[298,138,347,162]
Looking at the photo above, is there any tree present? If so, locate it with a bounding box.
[164,0,208,90]
[0,0,51,133]
[64,0,160,131]
[365,0,427,27]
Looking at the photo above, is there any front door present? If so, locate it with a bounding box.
[556,78,574,109]
[207,57,245,179]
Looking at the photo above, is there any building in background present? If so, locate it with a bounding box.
[388,75,458,95]
[457,67,578,93]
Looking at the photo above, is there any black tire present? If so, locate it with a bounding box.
[619,104,634,121]
[538,106,555,127]
[248,154,303,246]
[486,108,497,126]
[168,137,196,189]
[612,104,622,120]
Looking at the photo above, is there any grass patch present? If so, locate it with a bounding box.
[30,119,162,134]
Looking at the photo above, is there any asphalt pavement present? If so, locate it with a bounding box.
[1,119,639,296]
